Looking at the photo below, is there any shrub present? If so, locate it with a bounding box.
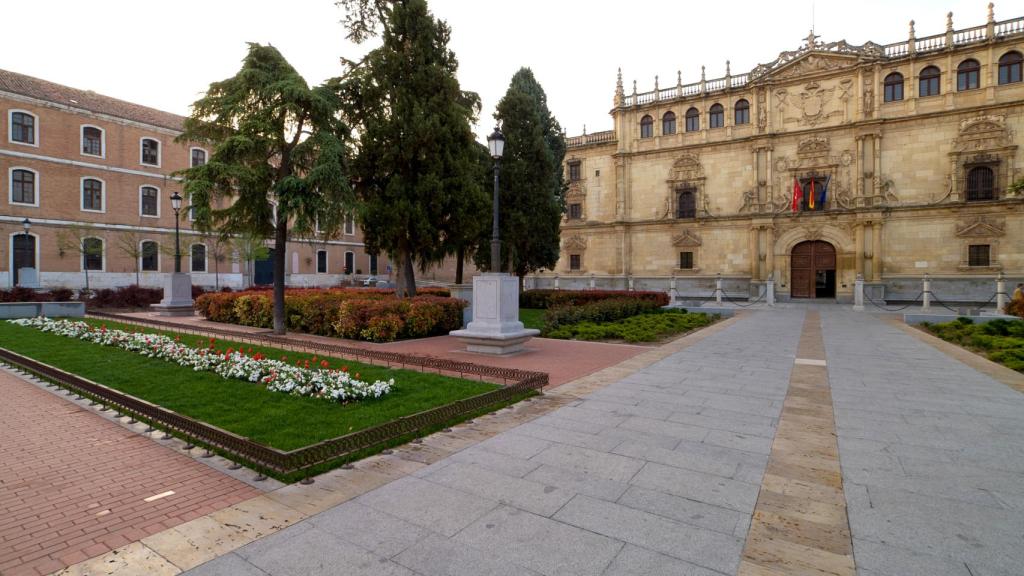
[546,310,715,343]
[89,285,163,308]
[544,298,662,332]
[521,289,669,309]
[0,286,44,302]
[48,288,75,301]
[924,318,1024,373]
[1007,297,1024,319]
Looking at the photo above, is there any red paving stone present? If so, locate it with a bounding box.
[117,311,648,387]
[0,370,261,576]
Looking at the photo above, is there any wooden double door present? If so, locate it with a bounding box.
[791,241,836,299]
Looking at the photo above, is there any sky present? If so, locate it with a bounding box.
[0,0,997,140]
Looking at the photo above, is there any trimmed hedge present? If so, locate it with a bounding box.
[922,317,1024,372]
[194,288,465,342]
[91,285,164,308]
[543,298,662,332]
[546,310,716,343]
[521,289,669,309]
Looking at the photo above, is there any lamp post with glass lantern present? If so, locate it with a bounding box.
[487,127,505,271]
[170,191,183,273]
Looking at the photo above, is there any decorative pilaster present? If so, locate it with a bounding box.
[871,222,883,280]
[749,227,760,279]
[765,226,775,279]
[854,224,865,277]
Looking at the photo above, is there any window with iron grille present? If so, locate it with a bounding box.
[191,244,207,272]
[968,244,990,267]
[317,250,328,273]
[569,254,581,271]
[679,251,694,270]
[568,161,581,181]
[568,203,582,220]
[676,188,696,219]
[965,166,995,201]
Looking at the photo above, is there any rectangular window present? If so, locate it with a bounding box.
[191,244,207,272]
[344,216,355,235]
[141,138,159,166]
[141,241,159,271]
[568,203,582,219]
[191,148,207,167]
[140,187,158,216]
[569,254,581,271]
[679,251,694,270]
[676,189,697,219]
[11,169,35,204]
[82,179,103,211]
[568,161,581,182]
[11,112,35,144]
[83,238,103,271]
[369,254,378,275]
[884,82,903,102]
[82,127,103,156]
[968,244,990,267]
[316,250,328,273]
[344,252,354,274]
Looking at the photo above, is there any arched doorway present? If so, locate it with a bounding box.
[791,240,836,298]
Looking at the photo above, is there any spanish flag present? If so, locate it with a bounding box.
[791,177,802,212]
[808,176,816,210]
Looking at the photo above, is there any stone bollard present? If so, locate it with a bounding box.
[766,274,775,307]
[996,272,1007,314]
[921,273,931,312]
[628,275,635,291]
[716,273,723,305]
[669,274,677,303]
[589,273,596,290]
[853,274,865,312]
[554,274,560,291]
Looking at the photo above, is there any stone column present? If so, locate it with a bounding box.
[716,273,723,305]
[871,222,883,281]
[922,273,932,312]
[854,274,865,311]
[766,274,775,306]
[749,227,760,280]
[996,272,1007,313]
[854,224,865,278]
[765,226,775,280]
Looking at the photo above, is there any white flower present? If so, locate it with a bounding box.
[7,317,393,403]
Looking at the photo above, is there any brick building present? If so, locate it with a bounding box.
[1,69,387,290]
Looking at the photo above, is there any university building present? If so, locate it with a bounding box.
[1,69,386,290]
[542,6,1024,303]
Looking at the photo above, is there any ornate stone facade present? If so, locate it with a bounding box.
[550,8,1024,302]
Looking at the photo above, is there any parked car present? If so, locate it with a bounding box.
[362,275,378,287]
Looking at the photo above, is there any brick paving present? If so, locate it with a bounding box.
[0,369,261,576]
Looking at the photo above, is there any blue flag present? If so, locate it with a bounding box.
[819,175,830,207]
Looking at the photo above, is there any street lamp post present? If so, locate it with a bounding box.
[487,127,505,272]
[170,191,183,273]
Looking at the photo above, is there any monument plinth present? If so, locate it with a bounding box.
[450,273,538,355]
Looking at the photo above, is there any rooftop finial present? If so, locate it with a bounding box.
[614,68,624,106]
[806,29,820,48]
[701,66,706,82]
[583,124,587,135]
[726,60,731,76]
[909,19,916,37]
[677,70,682,87]
[946,11,954,32]
[654,75,659,91]
[632,79,637,96]
[988,2,995,23]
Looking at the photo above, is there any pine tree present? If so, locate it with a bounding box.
[475,68,565,288]
[176,44,352,334]
[339,0,482,297]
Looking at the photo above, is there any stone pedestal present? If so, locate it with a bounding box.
[853,274,865,311]
[151,272,194,316]
[449,283,474,328]
[450,273,538,355]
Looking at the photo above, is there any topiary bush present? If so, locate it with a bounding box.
[521,289,669,309]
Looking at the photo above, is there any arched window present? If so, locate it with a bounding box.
[9,111,36,145]
[140,138,160,166]
[316,250,328,274]
[999,51,1023,85]
[734,99,750,125]
[82,237,103,271]
[10,168,37,206]
[190,148,207,167]
[708,104,724,129]
[81,178,104,212]
[685,108,699,132]
[141,240,159,272]
[957,59,980,91]
[883,72,904,102]
[662,111,676,135]
[676,188,697,219]
[965,166,994,201]
[191,244,207,272]
[82,126,103,157]
[140,186,159,217]
[639,115,653,138]
[919,66,941,97]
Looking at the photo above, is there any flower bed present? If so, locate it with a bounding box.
[520,289,669,309]
[194,288,464,342]
[8,317,393,402]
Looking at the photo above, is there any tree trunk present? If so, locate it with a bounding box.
[135,264,140,286]
[518,273,525,293]
[215,257,220,290]
[394,249,417,298]
[455,245,465,285]
[272,214,288,334]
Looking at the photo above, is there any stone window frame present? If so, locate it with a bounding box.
[708,104,724,129]
[684,107,700,132]
[958,240,1001,272]
[139,185,161,218]
[568,160,582,182]
[80,176,106,213]
[316,249,328,274]
[190,243,208,273]
[140,137,161,167]
[639,115,654,138]
[998,51,1022,85]
[9,166,39,207]
[662,111,677,135]
[679,251,694,270]
[81,125,105,158]
[569,254,582,271]
[734,99,750,125]
[957,59,981,92]
[964,163,997,201]
[8,109,38,147]
[568,202,583,220]
[82,237,105,272]
[883,72,904,102]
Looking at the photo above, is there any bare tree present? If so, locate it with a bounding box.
[233,232,269,289]
[204,233,233,290]
[114,229,145,285]
[56,225,106,293]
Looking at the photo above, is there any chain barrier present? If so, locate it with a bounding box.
[721,289,768,308]
[864,290,924,312]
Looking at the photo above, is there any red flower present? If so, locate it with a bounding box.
[341,365,349,373]
[320,360,329,368]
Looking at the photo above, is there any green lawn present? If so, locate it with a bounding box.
[0,319,499,451]
[520,308,545,330]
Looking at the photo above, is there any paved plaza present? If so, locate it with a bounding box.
[2,307,1022,575]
